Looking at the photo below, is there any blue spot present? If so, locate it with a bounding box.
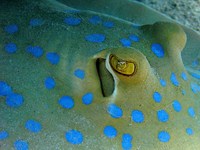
[186,128,193,135]
[103,21,114,28]
[6,93,24,108]
[122,133,133,150]
[103,125,117,138]
[172,100,182,112]
[151,43,165,58]
[82,93,93,105]
[89,16,101,25]
[25,120,42,133]
[5,43,17,53]
[190,83,200,94]
[14,140,29,150]
[170,72,179,86]
[74,69,85,79]
[65,129,83,145]
[129,34,140,42]
[85,34,105,43]
[188,107,195,118]
[4,24,18,34]
[30,18,44,27]
[131,110,144,123]
[181,72,187,81]
[26,46,43,58]
[158,131,170,142]
[107,104,123,118]
[160,79,166,87]
[122,133,133,142]
[58,96,74,109]
[120,38,131,47]
[45,77,55,90]
[46,52,60,65]
[157,110,169,122]
[0,81,12,96]
[0,131,8,140]
[153,92,162,103]
[64,17,81,26]
[191,73,200,79]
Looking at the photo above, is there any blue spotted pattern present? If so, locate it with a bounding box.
[0,131,8,140]
[157,110,169,122]
[30,18,44,26]
[151,43,164,58]
[172,100,182,112]
[186,128,193,135]
[1,9,199,149]
[131,110,144,123]
[120,38,131,47]
[45,77,55,90]
[6,93,24,108]
[181,72,187,81]
[158,131,170,142]
[122,133,133,142]
[107,103,123,118]
[103,21,114,28]
[129,34,139,42]
[103,125,117,138]
[25,120,42,133]
[46,52,60,65]
[85,34,105,43]
[160,79,166,87]
[4,24,18,34]
[170,72,179,86]
[153,92,162,103]
[122,133,133,150]
[82,92,93,105]
[5,43,17,53]
[188,107,195,118]
[74,69,85,79]
[0,81,12,96]
[14,140,29,150]
[89,16,101,25]
[64,17,81,26]
[26,46,43,58]
[65,129,83,145]
[58,96,74,109]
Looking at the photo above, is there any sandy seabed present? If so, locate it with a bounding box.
[135,0,200,34]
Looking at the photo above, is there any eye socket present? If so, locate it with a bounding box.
[109,54,136,76]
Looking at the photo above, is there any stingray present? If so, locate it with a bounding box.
[0,0,200,149]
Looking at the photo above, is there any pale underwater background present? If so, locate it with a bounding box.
[134,0,200,34]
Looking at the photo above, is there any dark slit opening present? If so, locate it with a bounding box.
[96,58,115,97]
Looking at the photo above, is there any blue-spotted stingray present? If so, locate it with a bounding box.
[1,0,200,150]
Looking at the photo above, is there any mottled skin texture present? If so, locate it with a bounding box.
[0,0,200,150]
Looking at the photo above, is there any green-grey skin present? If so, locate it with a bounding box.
[0,0,200,149]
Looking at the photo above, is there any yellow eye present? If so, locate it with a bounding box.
[109,55,136,76]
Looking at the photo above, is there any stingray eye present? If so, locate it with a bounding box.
[109,54,136,76]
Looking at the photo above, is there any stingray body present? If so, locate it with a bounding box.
[0,0,200,150]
